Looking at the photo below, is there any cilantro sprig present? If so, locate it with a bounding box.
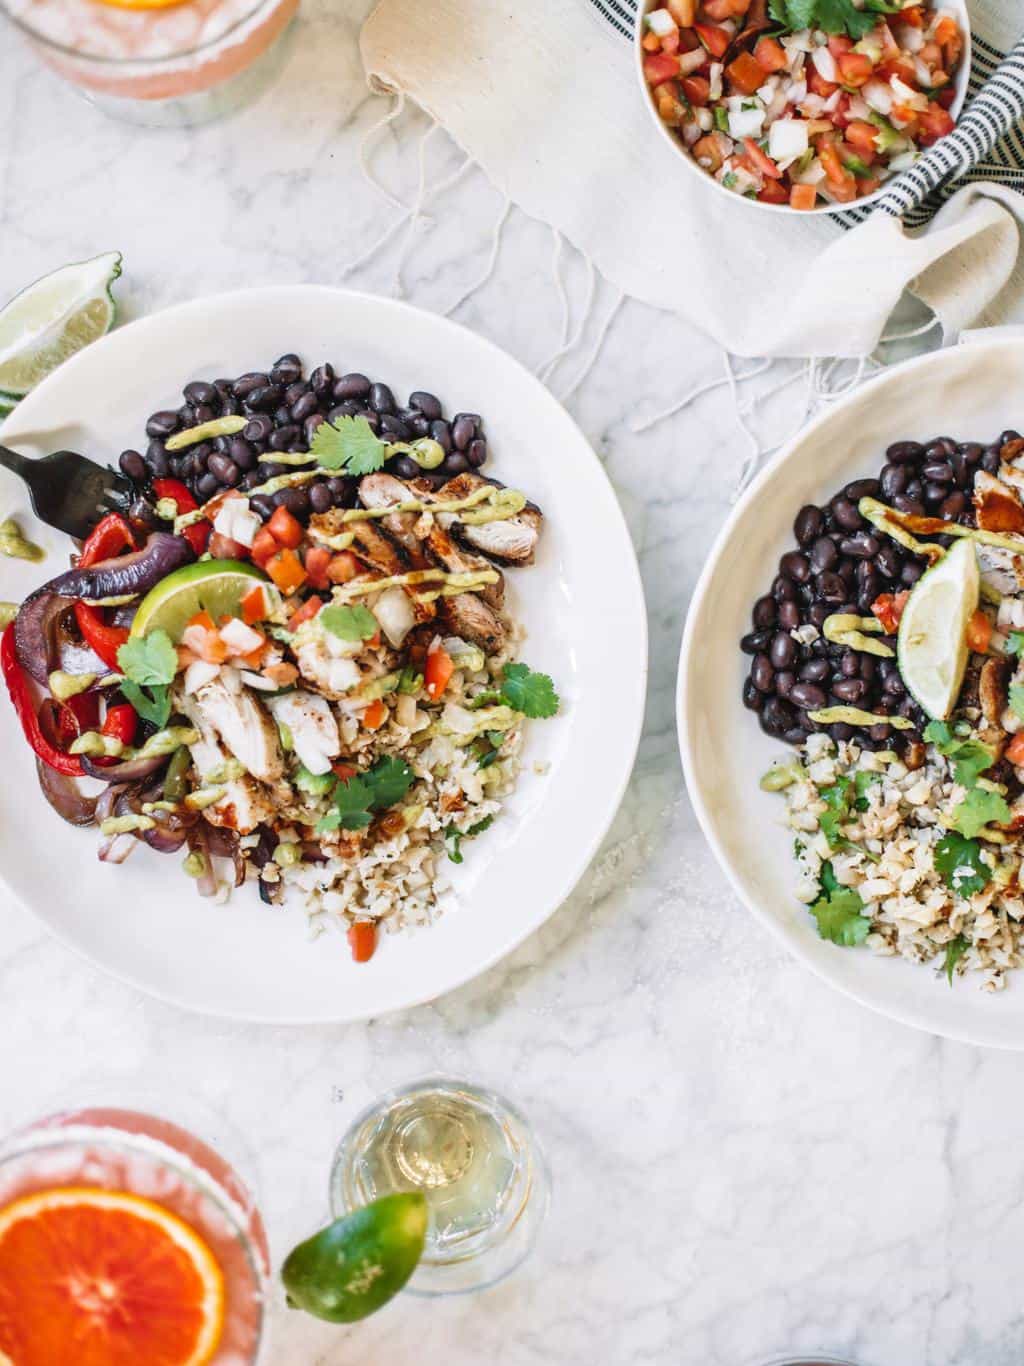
[923,721,996,788]
[468,664,560,720]
[444,815,495,865]
[316,756,415,833]
[768,0,897,41]
[309,416,388,477]
[934,832,991,898]
[950,786,1012,840]
[116,629,177,730]
[1009,683,1024,724]
[808,863,871,946]
[943,934,970,986]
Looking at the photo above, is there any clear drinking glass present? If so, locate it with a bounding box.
[0,0,297,126]
[0,1107,270,1362]
[330,1078,550,1296]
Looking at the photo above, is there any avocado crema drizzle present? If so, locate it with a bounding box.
[805,495,1024,733]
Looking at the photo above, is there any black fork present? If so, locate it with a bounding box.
[0,444,133,542]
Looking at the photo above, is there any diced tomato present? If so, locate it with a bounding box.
[870,591,909,635]
[827,34,854,59]
[966,609,993,655]
[263,662,299,688]
[753,36,787,73]
[1007,734,1024,767]
[808,69,838,98]
[424,646,455,701]
[251,527,278,567]
[846,120,879,156]
[725,50,763,96]
[208,531,249,560]
[362,699,387,731]
[347,921,378,964]
[856,176,881,197]
[918,103,955,146]
[661,27,681,54]
[877,58,918,84]
[701,0,748,17]
[837,52,874,88]
[936,85,956,110]
[666,0,695,22]
[819,140,849,186]
[742,137,782,180]
[899,5,923,25]
[840,137,876,168]
[332,761,357,782]
[303,546,332,591]
[188,610,216,634]
[266,548,307,594]
[644,52,681,87]
[267,505,303,549]
[241,584,270,624]
[694,22,729,58]
[830,93,852,130]
[919,41,943,68]
[642,29,662,51]
[287,595,323,632]
[757,178,789,204]
[327,551,362,584]
[680,75,710,105]
[182,623,229,665]
[789,183,818,211]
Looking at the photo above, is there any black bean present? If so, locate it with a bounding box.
[839,533,879,559]
[776,670,796,699]
[257,461,286,480]
[356,409,381,432]
[770,632,796,669]
[762,698,795,734]
[443,452,470,475]
[243,415,274,443]
[270,425,300,452]
[271,354,303,385]
[309,482,333,514]
[922,460,954,483]
[184,380,217,407]
[430,419,452,453]
[869,723,891,743]
[326,476,356,505]
[144,442,169,478]
[981,446,1001,473]
[244,384,282,412]
[886,440,924,464]
[406,414,430,438]
[924,482,948,505]
[837,561,856,587]
[408,390,442,420]
[291,392,319,423]
[1000,429,1021,447]
[310,364,335,395]
[208,452,238,485]
[304,414,326,446]
[799,659,829,683]
[240,471,264,492]
[831,497,862,531]
[772,574,797,603]
[128,497,158,528]
[832,677,866,703]
[778,601,800,631]
[752,595,776,629]
[817,572,846,602]
[334,373,371,401]
[369,382,396,414]
[169,455,191,480]
[741,630,771,654]
[392,454,421,480]
[875,543,902,579]
[829,722,855,742]
[778,550,810,582]
[844,478,880,501]
[901,562,924,587]
[840,650,860,678]
[233,372,269,399]
[196,471,220,500]
[176,404,195,425]
[959,441,984,464]
[229,437,256,470]
[743,678,763,712]
[809,536,838,572]
[273,486,310,516]
[790,681,826,711]
[190,442,212,471]
[892,495,924,516]
[192,404,215,425]
[328,404,358,425]
[145,410,179,438]
[250,494,275,521]
[273,405,292,427]
[452,415,476,452]
[119,449,146,481]
[940,491,966,520]
[793,505,823,545]
[807,602,830,628]
[213,378,234,400]
[380,414,412,441]
[859,655,876,683]
[467,439,488,468]
[879,464,908,501]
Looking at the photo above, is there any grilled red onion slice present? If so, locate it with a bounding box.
[187,825,218,898]
[80,753,169,784]
[35,758,98,827]
[14,533,193,682]
[204,824,246,887]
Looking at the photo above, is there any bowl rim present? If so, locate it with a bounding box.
[633,0,972,218]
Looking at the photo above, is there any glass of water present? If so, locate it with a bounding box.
[330,1077,549,1296]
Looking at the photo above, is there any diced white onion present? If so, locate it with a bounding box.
[887,150,918,171]
[864,79,893,115]
[185,660,221,695]
[213,498,260,549]
[822,90,841,112]
[708,62,723,100]
[811,46,838,83]
[219,618,265,655]
[847,94,871,120]
[768,119,809,162]
[897,24,924,53]
[645,7,676,35]
[892,75,928,110]
[728,106,765,139]
[682,120,702,146]
[696,106,713,132]
[787,80,807,104]
[792,156,826,186]
[373,586,416,649]
[239,670,277,691]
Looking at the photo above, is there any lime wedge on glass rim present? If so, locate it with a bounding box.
[131,560,278,642]
[281,1193,427,1324]
[897,538,980,721]
[0,251,122,403]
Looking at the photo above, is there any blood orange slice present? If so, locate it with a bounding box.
[0,1186,224,1366]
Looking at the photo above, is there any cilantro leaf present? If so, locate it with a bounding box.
[943,934,970,986]
[366,756,415,810]
[950,787,1012,840]
[934,832,991,898]
[499,663,559,719]
[820,860,839,896]
[854,771,880,811]
[117,629,178,687]
[1007,631,1024,656]
[119,680,172,730]
[809,881,871,946]
[320,604,378,642]
[923,720,995,788]
[1010,683,1024,723]
[770,0,877,39]
[309,416,387,476]
[818,777,853,848]
[319,756,415,833]
[443,815,494,865]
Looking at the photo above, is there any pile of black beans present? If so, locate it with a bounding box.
[741,430,1022,752]
[117,354,489,528]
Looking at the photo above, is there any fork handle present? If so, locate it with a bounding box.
[0,445,31,483]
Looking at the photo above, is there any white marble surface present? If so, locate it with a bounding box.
[0,4,1022,1364]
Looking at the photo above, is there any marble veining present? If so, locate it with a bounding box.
[0,3,1019,1363]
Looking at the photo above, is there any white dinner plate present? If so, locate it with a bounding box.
[0,286,646,1023]
[678,337,1024,1051]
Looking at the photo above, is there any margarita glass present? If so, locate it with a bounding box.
[0,0,298,126]
[0,1107,269,1363]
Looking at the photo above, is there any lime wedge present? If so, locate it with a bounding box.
[897,538,980,721]
[282,1193,427,1324]
[0,251,122,401]
[131,560,276,642]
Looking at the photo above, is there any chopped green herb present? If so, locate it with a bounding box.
[316,756,415,833]
[117,629,177,687]
[397,666,423,695]
[808,876,871,947]
[934,832,991,898]
[923,720,996,788]
[943,933,970,986]
[714,107,730,133]
[722,172,738,189]
[768,0,878,38]
[498,663,559,719]
[320,604,379,643]
[1009,683,1024,723]
[119,680,172,730]
[443,815,495,864]
[309,415,387,476]
[950,786,1012,840]
[1006,631,1024,656]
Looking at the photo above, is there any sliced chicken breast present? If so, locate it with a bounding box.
[190,677,285,785]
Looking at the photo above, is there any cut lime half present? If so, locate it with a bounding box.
[0,251,122,402]
[897,538,980,721]
[131,560,276,643]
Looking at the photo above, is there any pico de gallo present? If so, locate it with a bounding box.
[641,0,963,208]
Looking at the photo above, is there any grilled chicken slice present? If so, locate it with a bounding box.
[424,523,504,610]
[188,678,285,785]
[175,689,281,834]
[357,473,435,567]
[439,593,505,653]
[266,690,340,777]
[974,470,1024,534]
[432,472,542,565]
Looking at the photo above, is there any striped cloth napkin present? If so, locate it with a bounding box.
[362,0,1024,356]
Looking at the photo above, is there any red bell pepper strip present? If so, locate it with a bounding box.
[1,624,83,776]
[75,512,137,670]
[74,601,130,672]
[79,512,135,568]
[56,690,102,747]
[348,921,378,963]
[102,702,137,748]
[153,478,210,556]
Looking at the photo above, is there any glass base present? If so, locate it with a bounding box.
[330,1078,550,1298]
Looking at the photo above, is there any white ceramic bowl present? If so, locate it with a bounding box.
[0,285,647,1023]
[678,337,1024,1050]
[634,0,971,217]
